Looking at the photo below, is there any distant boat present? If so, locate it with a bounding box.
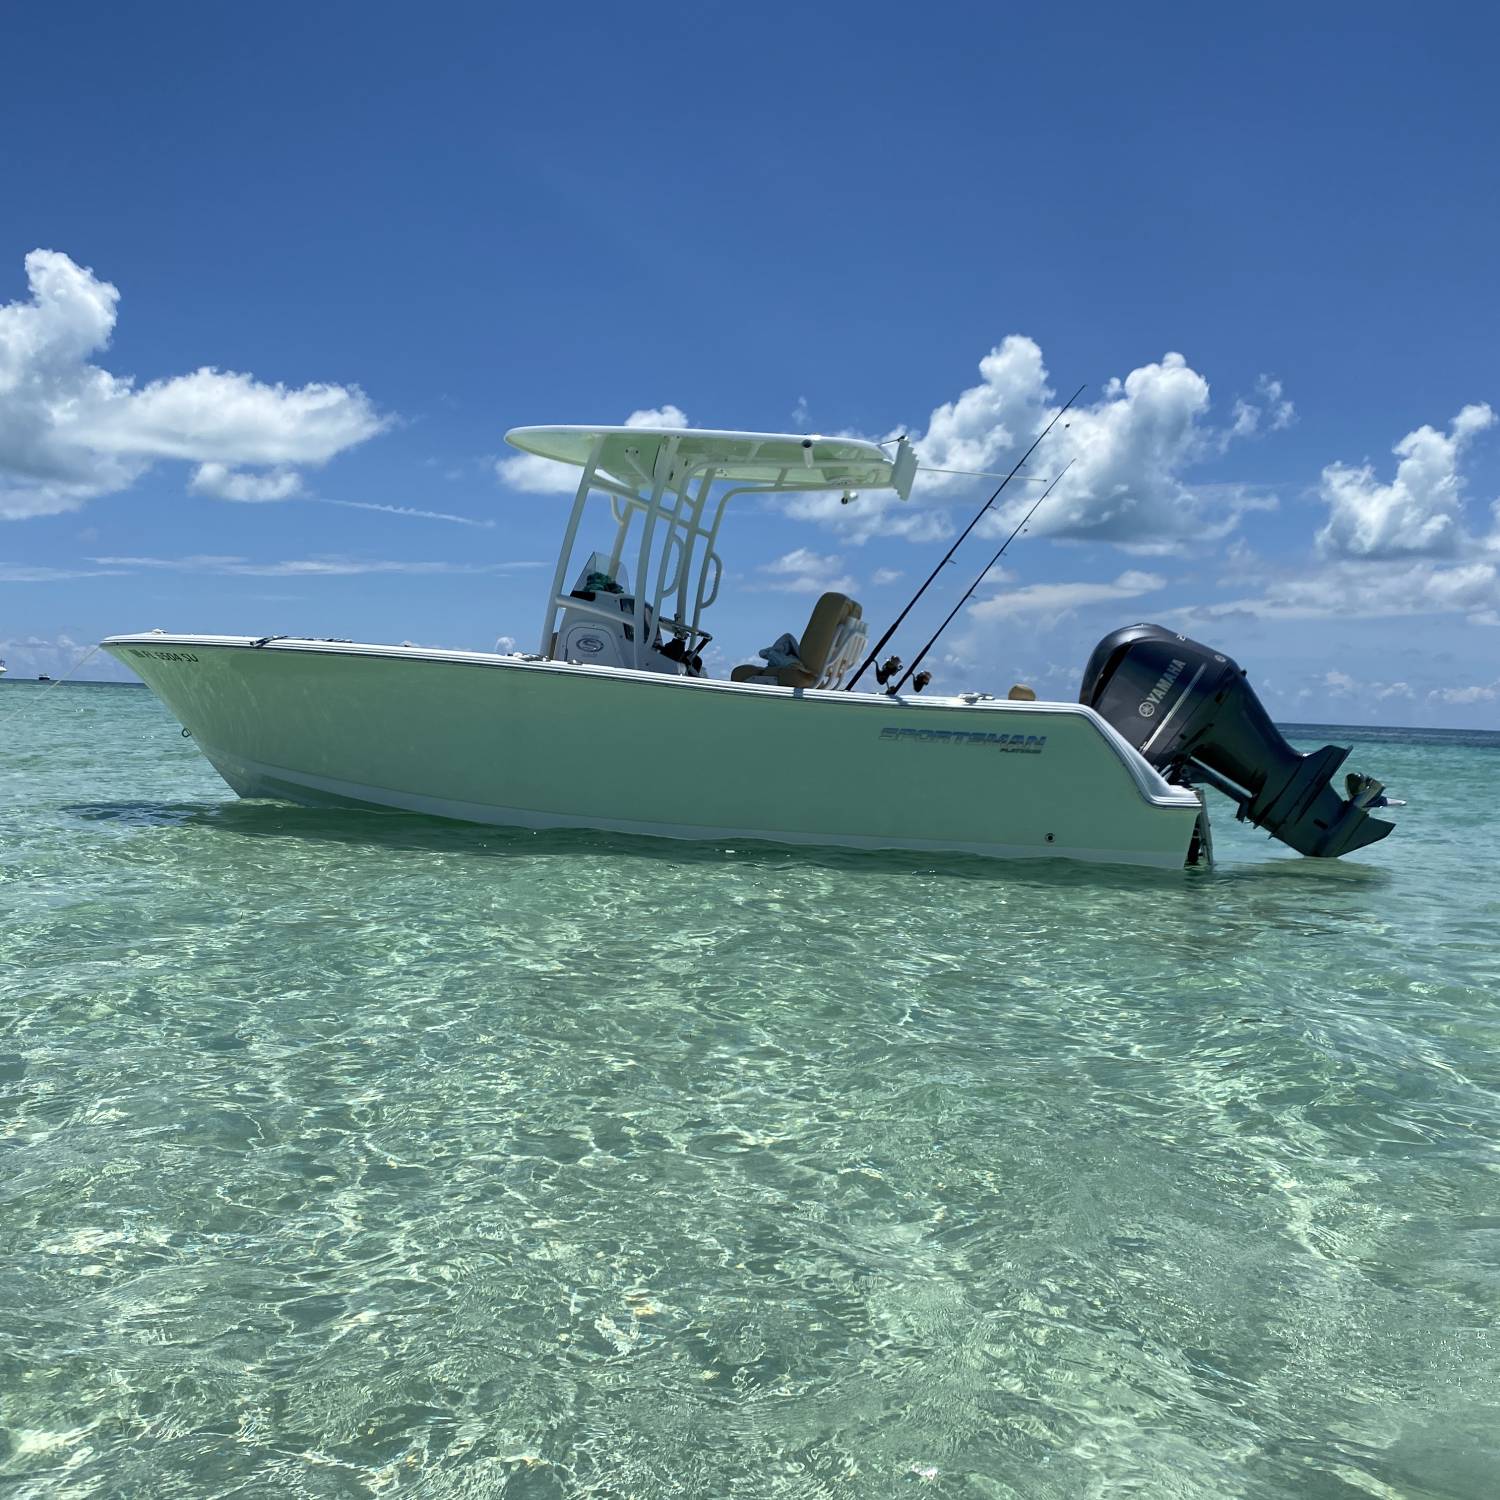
[37,674,52,682]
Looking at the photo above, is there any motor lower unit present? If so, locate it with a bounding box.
[1080,624,1395,858]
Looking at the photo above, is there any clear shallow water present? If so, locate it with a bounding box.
[3,683,1498,1499]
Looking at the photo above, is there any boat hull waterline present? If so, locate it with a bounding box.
[103,635,1204,869]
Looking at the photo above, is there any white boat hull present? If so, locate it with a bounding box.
[102,635,1204,869]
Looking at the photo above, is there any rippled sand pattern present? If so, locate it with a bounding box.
[3,683,1498,1497]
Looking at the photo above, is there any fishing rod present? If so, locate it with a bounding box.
[844,384,1085,691]
[888,459,1074,696]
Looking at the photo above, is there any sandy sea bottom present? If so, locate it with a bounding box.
[2,683,1498,1498]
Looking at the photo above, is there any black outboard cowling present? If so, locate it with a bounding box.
[1080,624,1394,858]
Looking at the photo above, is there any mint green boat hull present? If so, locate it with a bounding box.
[103,635,1203,869]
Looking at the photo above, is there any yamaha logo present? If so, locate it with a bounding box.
[1137,658,1186,718]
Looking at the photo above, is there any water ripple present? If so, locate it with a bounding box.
[2,687,1498,1497]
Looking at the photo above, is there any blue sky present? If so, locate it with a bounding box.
[3,3,1497,724]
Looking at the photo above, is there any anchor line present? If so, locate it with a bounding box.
[2,643,105,724]
[844,384,1085,691]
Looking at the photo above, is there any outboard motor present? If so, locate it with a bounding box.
[1080,624,1394,858]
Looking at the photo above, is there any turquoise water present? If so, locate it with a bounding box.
[3,681,1498,1499]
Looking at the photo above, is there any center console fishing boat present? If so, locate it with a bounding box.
[103,425,1395,868]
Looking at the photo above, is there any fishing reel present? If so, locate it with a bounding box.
[873,655,902,686]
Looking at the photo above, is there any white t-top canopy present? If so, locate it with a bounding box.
[513,423,916,671]
[505,425,913,495]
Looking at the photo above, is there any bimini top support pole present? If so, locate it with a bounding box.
[540,431,608,656]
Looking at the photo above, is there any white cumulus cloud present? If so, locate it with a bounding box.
[0,632,136,680]
[757,547,856,594]
[788,337,1279,550]
[1317,403,1496,559]
[1230,376,1296,440]
[1173,557,1500,626]
[190,463,304,502]
[783,483,954,544]
[497,403,689,495]
[1172,400,1500,633]
[1286,668,1414,706]
[1429,681,1499,705]
[1028,354,1220,545]
[904,335,1052,499]
[0,249,386,520]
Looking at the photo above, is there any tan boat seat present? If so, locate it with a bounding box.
[1007,684,1037,701]
[731,592,867,689]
